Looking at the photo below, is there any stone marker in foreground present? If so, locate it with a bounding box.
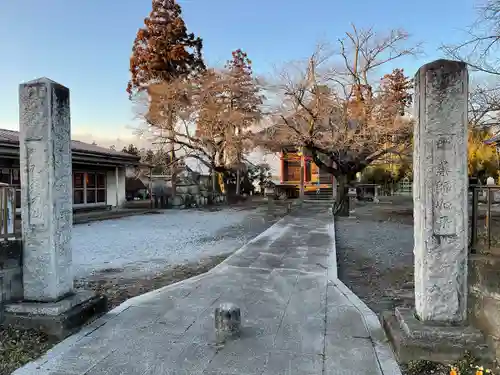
[2,78,106,339]
[413,59,469,324]
[215,302,241,343]
[382,60,492,363]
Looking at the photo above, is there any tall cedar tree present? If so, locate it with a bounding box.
[222,49,262,167]
[127,0,205,97]
[380,69,413,116]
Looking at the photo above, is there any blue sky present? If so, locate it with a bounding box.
[0,0,478,144]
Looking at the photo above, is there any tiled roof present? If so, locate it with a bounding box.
[0,128,139,159]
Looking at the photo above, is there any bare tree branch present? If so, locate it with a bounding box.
[256,26,416,182]
[443,0,500,75]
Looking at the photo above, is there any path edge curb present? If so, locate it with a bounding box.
[328,217,403,375]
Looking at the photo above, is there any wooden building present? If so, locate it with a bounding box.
[279,147,334,190]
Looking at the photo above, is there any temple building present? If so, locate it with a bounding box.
[0,129,141,210]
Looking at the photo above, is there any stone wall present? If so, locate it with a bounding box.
[469,255,500,359]
[151,173,226,209]
[0,240,23,322]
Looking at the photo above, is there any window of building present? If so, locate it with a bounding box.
[73,172,106,205]
[11,169,20,186]
[86,173,96,188]
[9,168,21,209]
[96,173,106,203]
[0,168,10,184]
[73,172,85,205]
[74,189,84,204]
[1,168,108,208]
[86,189,96,204]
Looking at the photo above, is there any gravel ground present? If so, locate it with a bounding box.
[335,197,415,315]
[335,196,500,315]
[72,203,283,279]
[335,197,429,375]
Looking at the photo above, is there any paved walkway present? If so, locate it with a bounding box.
[13,205,401,375]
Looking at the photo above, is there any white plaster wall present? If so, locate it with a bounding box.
[106,167,127,208]
[247,149,281,179]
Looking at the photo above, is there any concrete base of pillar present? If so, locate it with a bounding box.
[2,290,107,339]
[382,307,492,364]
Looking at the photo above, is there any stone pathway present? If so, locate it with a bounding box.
[13,204,400,375]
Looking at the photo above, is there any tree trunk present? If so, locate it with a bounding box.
[299,148,305,199]
[212,170,217,193]
[236,169,241,196]
[333,175,350,216]
[167,108,177,197]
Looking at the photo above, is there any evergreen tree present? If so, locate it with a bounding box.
[127,0,205,97]
[223,49,263,165]
[122,144,140,156]
[380,69,413,116]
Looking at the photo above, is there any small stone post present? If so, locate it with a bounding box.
[19,78,73,302]
[214,302,241,344]
[373,185,380,204]
[413,60,468,323]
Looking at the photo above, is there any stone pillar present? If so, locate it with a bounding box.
[5,78,107,339]
[413,60,469,323]
[19,78,73,302]
[373,185,379,204]
[382,62,492,363]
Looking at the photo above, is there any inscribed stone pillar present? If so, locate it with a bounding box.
[413,60,468,323]
[19,78,73,302]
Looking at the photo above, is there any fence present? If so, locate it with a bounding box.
[366,178,412,197]
[470,184,500,253]
[0,184,17,240]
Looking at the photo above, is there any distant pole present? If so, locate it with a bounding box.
[149,166,153,208]
[299,148,305,199]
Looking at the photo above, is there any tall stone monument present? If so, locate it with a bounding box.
[3,78,106,338]
[413,60,469,323]
[382,61,492,363]
[19,78,73,301]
